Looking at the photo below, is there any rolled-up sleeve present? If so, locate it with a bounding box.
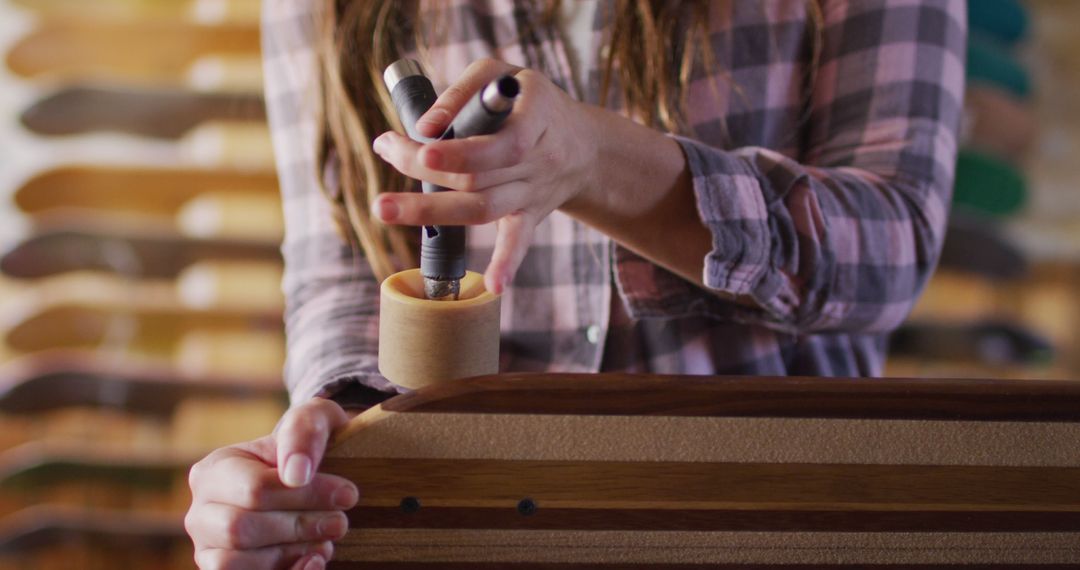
[262,1,404,408]
[615,0,965,335]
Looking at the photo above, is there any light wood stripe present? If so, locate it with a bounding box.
[333,529,1080,564]
[327,412,1080,467]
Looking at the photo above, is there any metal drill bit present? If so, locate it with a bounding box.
[424,277,460,301]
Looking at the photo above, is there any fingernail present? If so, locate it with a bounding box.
[488,273,508,295]
[317,513,348,540]
[283,454,312,487]
[374,199,398,222]
[422,146,443,169]
[418,107,450,127]
[332,485,359,509]
[372,134,389,155]
[303,555,325,570]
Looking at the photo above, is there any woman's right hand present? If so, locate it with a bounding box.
[185,397,359,569]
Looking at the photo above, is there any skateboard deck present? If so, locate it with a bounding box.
[324,373,1080,567]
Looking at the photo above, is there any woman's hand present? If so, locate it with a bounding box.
[371,58,600,294]
[185,398,359,570]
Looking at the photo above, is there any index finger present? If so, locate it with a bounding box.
[192,450,358,511]
[417,58,521,138]
[275,397,351,489]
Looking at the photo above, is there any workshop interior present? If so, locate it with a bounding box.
[0,0,1078,568]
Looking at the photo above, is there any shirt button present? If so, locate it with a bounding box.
[585,325,602,345]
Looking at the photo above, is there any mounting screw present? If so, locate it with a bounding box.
[400,496,421,514]
[517,498,537,516]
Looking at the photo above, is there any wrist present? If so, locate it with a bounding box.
[560,100,606,216]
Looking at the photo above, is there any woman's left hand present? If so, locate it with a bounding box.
[371,58,599,295]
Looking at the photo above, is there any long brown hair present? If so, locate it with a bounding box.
[315,0,821,281]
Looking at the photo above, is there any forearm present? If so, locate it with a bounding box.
[562,100,952,334]
[562,104,712,288]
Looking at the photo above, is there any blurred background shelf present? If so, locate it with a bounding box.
[0,505,193,570]
[0,350,283,415]
[0,442,195,516]
[0,0,283,567]
[880,0,1080,381]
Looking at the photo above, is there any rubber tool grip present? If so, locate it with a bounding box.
[451,75,520,139]
[388,73,465,284]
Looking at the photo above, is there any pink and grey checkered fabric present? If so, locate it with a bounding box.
[261,0,965,408]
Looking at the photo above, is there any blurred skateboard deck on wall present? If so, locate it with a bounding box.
[0,219,280,280]
[20,86,265,140]
[6,19,261,87]
[10,0,262,24]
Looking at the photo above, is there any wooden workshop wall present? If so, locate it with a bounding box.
[0,1,285,568]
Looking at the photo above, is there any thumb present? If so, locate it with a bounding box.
[274,397,351,488]
[417,58,521,138]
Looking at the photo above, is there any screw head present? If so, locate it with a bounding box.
[517,498,537,516]
[400,496,421,514]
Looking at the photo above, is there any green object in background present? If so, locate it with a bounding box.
[953,150,1027,216]
[968,0,1029,46]
[967,34,1031,99]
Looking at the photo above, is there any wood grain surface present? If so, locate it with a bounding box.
[324,373,1080,566]
[332,528,1080,565]
[324,457,1080,509]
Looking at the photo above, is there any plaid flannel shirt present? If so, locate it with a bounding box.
[261,0,965,407]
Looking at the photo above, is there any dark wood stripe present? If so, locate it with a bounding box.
[347,507,1080,533]
[321,458,1080,509]
[329,564,1080,569]
[379,373,1080,422]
